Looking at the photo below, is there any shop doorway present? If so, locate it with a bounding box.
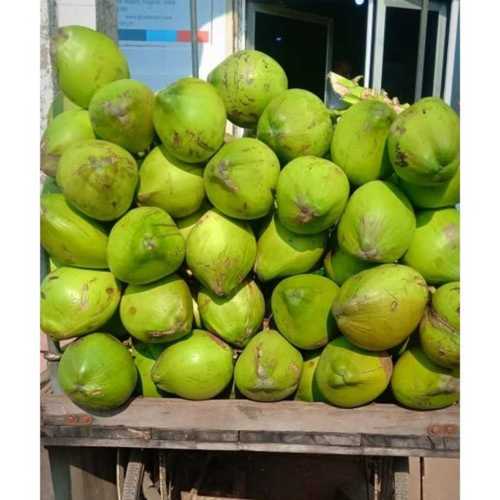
[244,0,458,108]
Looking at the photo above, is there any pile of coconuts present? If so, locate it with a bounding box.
[41,25,460,413]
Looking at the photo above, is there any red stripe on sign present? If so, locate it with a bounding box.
[176,30,209,43]
[198,31,209,43]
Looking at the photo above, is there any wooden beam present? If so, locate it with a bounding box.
[41,396,459,458]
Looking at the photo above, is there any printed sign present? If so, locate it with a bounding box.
[117,0,212,90]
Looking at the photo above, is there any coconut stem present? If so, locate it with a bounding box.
[327,71,410,115]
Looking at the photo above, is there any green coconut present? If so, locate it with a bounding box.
[132,341,167,397]
[315,337,393,408]
[41,267,121,341]
[432,281,460,330]
[56,139,138,221]
[402,208,459,285]
[254,215,326,282]
[198,280,265,348]
[51,25,129,108]
[153,77,226,163]
[58,333,137,411]
[276,156,350,235]
[107,207,185,285]
[204,138,280,220]
[41,109,95,176]
[207,50,288,128]
[137,145,205,218]
[388,97,460,186]
[120,275,192,344]
[271,274,340,350]
[47,92,82,124]
[332,264,429,351]
[323,247,375,286]
[257,89,333,162]
[337,180,416,262]
[396,168,460,209]
[234,329,303,402]
[41,193,108,269]
[88,79,155,153]
[331,100,396,186]
[151,330,234,400]
[420,282,460,369]
[294,352,323,402]
[391,347,459,410]
[186,209,257,296]
[175,201,212,241]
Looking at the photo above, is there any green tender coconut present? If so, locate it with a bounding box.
[388,97,460,186]
[396,168,460,209]
[432,281,460,330]
[56,139,138,221]
[323,247,375,286]
[186,209,257,296]
[276,156,350,235]
[271,274,340,350]
[51,25,129,108]
[315,337,393,408]
[153,77,227,163]
[234,329,303,402]
[402,208,459,285]
[41,109,95,176]
[419,282,460,369]
[137,145,205,218]
[198,280,265,348]
[151,330,234,400]
[41,193,108,269]
[331,100,396,186]
[294,351,323,402]
[41,267,121,341]
[175,201,212,241]
[88,79,155,153]
[58,333,137,411]
[254,215,326,282]
[337,180,416,262]
[208,49,288,128]
[391,347,459,410]
[204,138,280,220]
[332,264,429,351]
[132,341,167,397]
[107,207,185,285]
[257,89,333,162]
[120,275,193,344]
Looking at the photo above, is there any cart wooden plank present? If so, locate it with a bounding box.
[41,395,459,458]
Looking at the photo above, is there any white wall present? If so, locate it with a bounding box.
[56,0,96,28]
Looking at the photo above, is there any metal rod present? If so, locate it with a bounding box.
[443,0,459,104]
[190,0,199,78]
[372,0,387,91]
[414,0,429,101]
[432,3,447,97]
[364,0,374,87]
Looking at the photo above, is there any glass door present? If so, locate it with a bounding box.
[371,0,448,104]
[246,2,334,101]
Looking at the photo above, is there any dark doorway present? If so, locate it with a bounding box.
[249,0,368,100]
[254,12,329,99]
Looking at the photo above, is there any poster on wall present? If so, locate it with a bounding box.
[117,0,214,90]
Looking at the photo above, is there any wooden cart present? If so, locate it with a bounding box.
[41,374,459,500]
